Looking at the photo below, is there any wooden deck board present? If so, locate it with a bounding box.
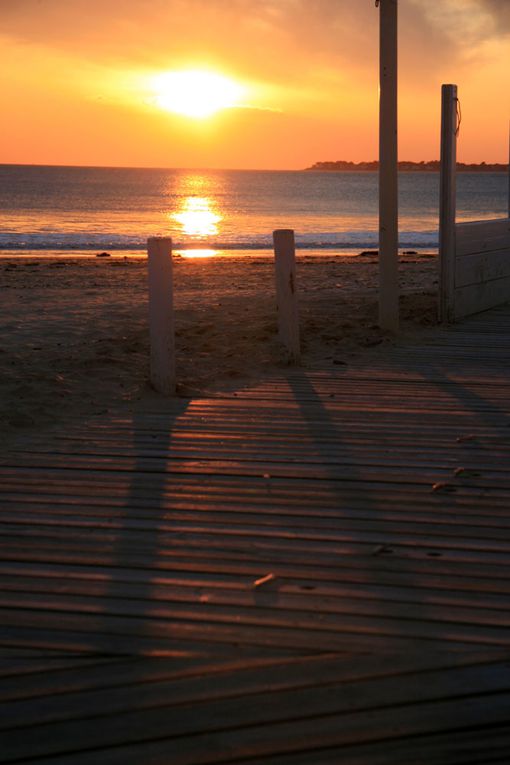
[2,658,510,764]
[2,657,510,751]
[1,305,510,762]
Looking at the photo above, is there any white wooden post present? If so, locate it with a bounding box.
[378,0,399,332]
[147,236,176,394]
[273,229,300,363]
[439,84,458,323]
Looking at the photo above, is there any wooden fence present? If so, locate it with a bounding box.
[439,84,510,322]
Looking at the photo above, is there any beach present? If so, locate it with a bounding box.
[1,164,504,452]
[1,253,437,448]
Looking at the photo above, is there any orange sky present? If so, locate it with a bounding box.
[1,0,509,169]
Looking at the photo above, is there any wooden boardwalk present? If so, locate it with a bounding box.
[1,305,510,763]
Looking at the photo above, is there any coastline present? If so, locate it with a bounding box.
[306,161,509,172]
[0,246,439,259]
[1,253,438,450]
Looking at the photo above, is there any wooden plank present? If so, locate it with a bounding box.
[4,482,510,518]
[3,544,510,599]
[0,497,461,537]
[3,572,510,629]
[456,218,510,258]
[1,467,509,503]
[7,433,510,465]
[1,455,508,486]
[4,565,510,621]
[2,608,455,655]
[2,537,510,591]
[454,275,510,320]
[456,248,510,288]
[29,411,510,436]
[3,496,510,534]
[0,613,311,659]
[452,219,510,318]
[1,590,508,647]
[2,508,510,548]
[4,454,510,490]
[2,517,510,562]
[4,433,510,460]
[1,655,508,741]
[233,727,510,765]
[0,655,300,705]
[2,515,509,566]
[0,656,114,681]
[3,665,510,764]
[1,652,498,729]
[11,442,510,469]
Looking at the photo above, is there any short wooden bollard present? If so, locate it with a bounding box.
[273,229,300,363]
[147,237,176,394]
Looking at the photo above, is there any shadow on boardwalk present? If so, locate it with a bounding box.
[1,308,510,763]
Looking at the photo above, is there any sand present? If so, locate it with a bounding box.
[0,253,438,448]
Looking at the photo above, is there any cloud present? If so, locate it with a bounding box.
[413,0,510,44]
[480,0,510,29]
[0,0,505,93]
[1,1,373,61]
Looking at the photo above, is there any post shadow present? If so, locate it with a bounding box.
[99,397,191,657]
[283,366,485,652]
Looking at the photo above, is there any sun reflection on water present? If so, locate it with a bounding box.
[167,174,225,257]
[172,196,222,237]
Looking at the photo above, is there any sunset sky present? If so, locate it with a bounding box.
[2,0,509,169]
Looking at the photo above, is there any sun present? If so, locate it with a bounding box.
[151,70,244,118]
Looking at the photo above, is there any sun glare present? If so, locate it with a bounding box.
[172,196,222,236]
[178,249,217,258]
[152,70,244,118]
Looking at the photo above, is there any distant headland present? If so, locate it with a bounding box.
[306,160,508,172]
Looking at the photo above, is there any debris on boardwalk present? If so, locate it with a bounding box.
[431,481,457,493]
[253,573,276,588]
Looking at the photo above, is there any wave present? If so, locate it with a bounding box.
[0,230,439,251]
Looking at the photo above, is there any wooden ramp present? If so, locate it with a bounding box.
[1,306,510,763]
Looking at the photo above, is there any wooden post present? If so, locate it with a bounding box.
[273,229,300,363]
[439,84,458,323]
[378,0,399,332]
[147,237,176,394]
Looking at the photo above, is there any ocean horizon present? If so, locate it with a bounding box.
[1,164,507,257]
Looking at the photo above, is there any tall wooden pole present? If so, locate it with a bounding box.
[378,0,399,332]
[438,84,458,323]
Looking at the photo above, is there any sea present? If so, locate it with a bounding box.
[0,164,507,257]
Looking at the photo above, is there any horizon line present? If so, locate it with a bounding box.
[1,160,509,172]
